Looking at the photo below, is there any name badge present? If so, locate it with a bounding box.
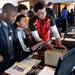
[9,36,11,40]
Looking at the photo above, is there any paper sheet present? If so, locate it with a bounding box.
[38,66,55,75]
[5,62,31,75]
[5,58,41,75]
[21,58,41,68]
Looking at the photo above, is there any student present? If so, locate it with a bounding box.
[14,15,31,60]
[29,2,67,50]
[18,4,29,26]
[0,3,17,73]
[18,4,33,45]
[28,6,35,19]
[46,2,55,18]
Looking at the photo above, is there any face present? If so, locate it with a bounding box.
[37,8,46,20]
[49,5,53,9]
[4,11,17,24]
[19,17,27,28]
[20,10,28,17]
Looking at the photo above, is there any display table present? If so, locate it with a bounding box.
[2,54,43,75]
[3,48,56,75]
[65,32,75,38]
[63,38,75,49]
[2,40,72,75]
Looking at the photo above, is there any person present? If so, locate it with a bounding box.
[28,6,35,19]
[14,15,31,60]
[18,4,34,46]
[46,2,55,18]
[29,2,67,50]
[0,3,17,73]
[69,9,74,26]
[18,4,29,26]
[60,6,68,32]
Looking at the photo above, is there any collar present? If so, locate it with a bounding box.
[1,20,8,27]
[17,27,24,30]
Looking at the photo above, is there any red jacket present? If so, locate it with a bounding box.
[33,16,50,42]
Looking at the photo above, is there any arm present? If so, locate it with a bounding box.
[17,31,30,52]
[50,16,67,50]
[31,30,42,42]
[29,19,42,42]
[50,25,60,39]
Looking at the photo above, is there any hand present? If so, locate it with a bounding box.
[55,38,68,51]
[0,54,3,62]
[40,41,54,50]
[58,45,68,51]
[46,44,53,50]
[28,35,32,41]
[28,35,34,44]
[43,42,53,50]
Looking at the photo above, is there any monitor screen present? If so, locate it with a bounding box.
[55,48,75,75]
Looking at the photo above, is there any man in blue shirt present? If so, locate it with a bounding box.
[61,6,68,32]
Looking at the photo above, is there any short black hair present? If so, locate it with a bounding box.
[2,3,17,13]
[16,15,25,22]
[18,4,28,12]
[34,2,45,13]
[64,6,67,10]
[47,2,53,6]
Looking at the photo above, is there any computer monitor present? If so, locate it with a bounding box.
[54,47,75,75]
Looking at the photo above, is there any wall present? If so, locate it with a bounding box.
[0,0,18,8]
[0,0,18,13]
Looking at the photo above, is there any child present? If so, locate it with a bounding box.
[14,15,31,61]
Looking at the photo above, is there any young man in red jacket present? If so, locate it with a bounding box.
[29,2,67,50]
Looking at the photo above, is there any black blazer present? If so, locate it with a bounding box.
[0,21,14,60]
